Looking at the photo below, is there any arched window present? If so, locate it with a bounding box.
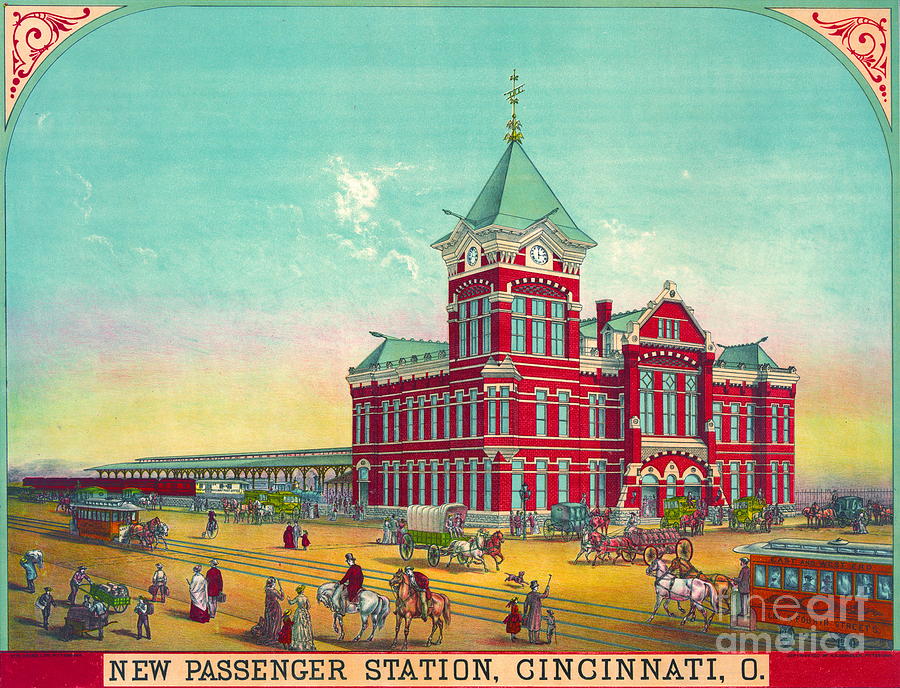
[684,473,701,501]
[666,474,676,499]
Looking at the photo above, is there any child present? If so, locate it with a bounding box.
[543,609,557,644]
[503,597,522,642]
[277,610,293,648]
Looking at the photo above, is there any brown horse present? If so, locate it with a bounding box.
[388,570,451,650]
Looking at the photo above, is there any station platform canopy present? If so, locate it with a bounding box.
[87,447,353,485]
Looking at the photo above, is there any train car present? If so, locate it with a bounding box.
[72,500,142,541]
[22,476,196,497]
[734,537,892,648]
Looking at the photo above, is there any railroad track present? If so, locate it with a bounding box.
[9,514,730,651]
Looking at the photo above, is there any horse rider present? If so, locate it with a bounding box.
[68,565,92,604]
[207,509,218,535]
[404,566,431,621]
[333,553,364,613]
[733,557,751,617]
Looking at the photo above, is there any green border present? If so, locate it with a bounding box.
[1,0,896,655]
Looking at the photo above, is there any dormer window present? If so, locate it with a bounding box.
[602,331,612,356]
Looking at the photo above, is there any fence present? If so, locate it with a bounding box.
[794,488,893,508]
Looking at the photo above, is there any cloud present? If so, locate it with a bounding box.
[327,233,377,261]
[83,234,112,250]
[133,247,158,262]
[36,112,49,130]
[71,170,93,221]
[326,156,411,235]
[681,169,691,180]
[381,249,420,280]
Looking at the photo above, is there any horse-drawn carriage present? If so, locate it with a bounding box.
[729,496,768,531]
[578,525,692,566]
[398,503,468,567]
[62,582,130,640]
[832,496,866,527]
[660,497,694,528]
[542,502,588,540]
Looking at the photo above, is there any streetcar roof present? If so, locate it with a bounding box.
[734,538,892,564]
[74,500,141,512]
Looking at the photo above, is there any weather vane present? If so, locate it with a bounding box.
[504,69,524,143]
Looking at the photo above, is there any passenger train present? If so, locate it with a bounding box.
[22,476,196,497]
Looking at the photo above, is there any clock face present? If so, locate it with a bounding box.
[530,244,549,265]
[466,246,479,266]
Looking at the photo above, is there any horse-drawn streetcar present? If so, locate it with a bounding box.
[398,503,467,567]
[72,500,141,541]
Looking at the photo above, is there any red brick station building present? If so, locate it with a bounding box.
[349,140,799,524]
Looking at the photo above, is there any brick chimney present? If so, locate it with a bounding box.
[596,299,613,331]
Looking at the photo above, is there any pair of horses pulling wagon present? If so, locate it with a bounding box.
[578,525,694,566]
[397,504,504,570]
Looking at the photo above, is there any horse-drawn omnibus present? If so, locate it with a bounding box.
[543,502,588,540]
[72,500,142,541]
[733,537,892,648]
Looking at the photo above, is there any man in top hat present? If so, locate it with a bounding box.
[68,565,91,604]
[206,559,223,619]
[35,586,56,630]
[134,595,154,639]
[150,563,168,603]
[404,566,431,621]
[733,557,751,617]
[333,553,364,613]
[522,578,551,644]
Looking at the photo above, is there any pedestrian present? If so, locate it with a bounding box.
[35,586,56,630]
[187,564,211,623]
[283,523,296,549]
[68,565,91,604]
[733,557,751,617]
[503,597,522,642]
[528,512,537,536]
[300,529,310,551]
[277,610,293,648]
[134,595,154,639]
[149,563,168,603]
[543,609,557,644]
[206,559,223,619]
[293,521,301,548]
[522,578,551,644]
[19,553,39,593]
[381,518,392,544]
[250,578,284,644]
[287,584,316,650]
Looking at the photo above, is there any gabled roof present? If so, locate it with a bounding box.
[354,332,448,371]
[717,338,779,368]
[436,142,595,245]
[580,308,644,338]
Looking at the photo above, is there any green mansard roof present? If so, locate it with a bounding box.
[580,308,645,338]
[717,338,779,368]
[353,332,448,371]
[437,142,595,245]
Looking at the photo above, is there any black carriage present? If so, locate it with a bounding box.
[542,502,588,540]
[832,496,866,527]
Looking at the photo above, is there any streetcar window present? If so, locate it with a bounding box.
[819,570,834,594]
[836,572,852,597]
[754,565,766,587]
[784,567,799,591]
[768,566,782,589]
[801,569,817,593]
[877,575,893,601]
[855,573,873,599]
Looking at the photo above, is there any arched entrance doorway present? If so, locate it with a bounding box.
[641,474,660,517]
[684,473,702,502]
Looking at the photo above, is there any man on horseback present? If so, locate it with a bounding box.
[333,553,364,613]
[206,510,218,536]
[404,566,431,621]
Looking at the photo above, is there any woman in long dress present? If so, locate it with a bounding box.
[188,565,210,623]
[283,524,295,549]
[287,585,316,651]
[250,577,284,643]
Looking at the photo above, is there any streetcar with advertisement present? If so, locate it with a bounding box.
[733,537,892,649]
[72,500,142,541]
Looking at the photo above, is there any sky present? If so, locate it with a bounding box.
[5,7,892,487]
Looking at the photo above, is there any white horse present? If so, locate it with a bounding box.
[645,558,718,631]
[316,582,390,642]
[446,530,487,570]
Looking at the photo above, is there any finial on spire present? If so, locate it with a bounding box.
[504,69,524,143]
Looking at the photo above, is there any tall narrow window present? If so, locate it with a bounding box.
[713,402,723,441]
[482,298,491,353]
[406,398,413,440]
[781,405,790,443]
[458,320,467,357]
[511,460,524,509]
[730,461,739,503]
[392,462,399,505]
[354,405,361,444]
[430,394,438,439]
[531,319,546,355]
[407,461,413,505]
[729,403,740,442]
[535,390,548,436]
[455,391,464,437]
[393,399,400,442]
[500,387,510,434]
[443,460,450,502]
[469,317,479,356]
[640,371,654,434]
[443,393,450,438]
[535,460,548,509]
[484,460,492,511]
[469,458,478,509]
[771,404,778,443]
[512,296,525,314]
[469,389,478,437]
[662,373,676,435]
[382,464,389,505]
[382,401,389,442]
[551,321,565,356]
[746,461,754,497]
[558,391,570,437]
[532,299,546,317]
[418,460,426,505]
[430,460,438,505]
[558,460,570,502]
[487,387,497,434]
[364,403,371,443]
[511,318,525,352]
[597,394,606,437]
[417,396,425,440]
[746,404,755,442]
[619,396,625,438]
[455,459,464,502]
[588,393,598,438]
[685,375,698,436]
[770,461,778,503]
[782,462,790,503]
